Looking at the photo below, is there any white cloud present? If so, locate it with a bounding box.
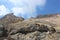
[0,5,10,16]
[12,7,24,14]
[9,0,46,6]
[11,7,26,16]
[8,0,46,18]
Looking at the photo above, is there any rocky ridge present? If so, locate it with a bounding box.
[0,13,60,40]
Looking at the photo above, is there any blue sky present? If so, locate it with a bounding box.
[0,0,60,18]
[42,0,60,14]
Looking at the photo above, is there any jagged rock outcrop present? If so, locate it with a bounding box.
[0,13,24,24]
[0,13,24,36]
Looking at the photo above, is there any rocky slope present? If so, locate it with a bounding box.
[36,13,60,32]
[0,13,60,40]
[0,13,24,24]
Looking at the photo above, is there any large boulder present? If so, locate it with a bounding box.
[0,24,4,37]
[0,24,7,37]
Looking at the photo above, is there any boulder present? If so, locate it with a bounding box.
[0,24,4,37]
[0,24,7,37]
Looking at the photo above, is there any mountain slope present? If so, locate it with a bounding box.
[0,13,24,24]
[36,13,60,32]
[0,13,60,40]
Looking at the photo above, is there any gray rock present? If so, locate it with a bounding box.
[10,31,45,40]
[10,31,59,40]
[0,24,4,36]
[0,24,7,37]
